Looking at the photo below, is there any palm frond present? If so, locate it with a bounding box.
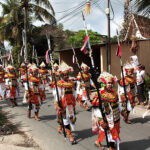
[29,4,56,24]
[32,0,55,15]
[135,0,150,17]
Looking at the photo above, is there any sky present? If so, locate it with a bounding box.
[0,0,135,49]
[47,0,127,36]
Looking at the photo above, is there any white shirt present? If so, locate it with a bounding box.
[136,70,145,85]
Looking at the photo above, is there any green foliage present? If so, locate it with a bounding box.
[110,36,117,43]
[52,51,59,62]
[67,30,102,47]
[12,45,21,69]
[12,43,32,70]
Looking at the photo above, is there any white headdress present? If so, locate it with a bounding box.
[58,62,73,74]
[124,63,134,75]
[81,62,90,70]
[21,62,25,67]
[6,65,15,71]
[29,65,38,73]
[54,63,59,68]
[98,72,117,84]
[40,61,46,67]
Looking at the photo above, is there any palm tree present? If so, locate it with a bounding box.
[20,0,56,61]
[134,0,150,17]
[0,0,25,46]
[0,0,56,46]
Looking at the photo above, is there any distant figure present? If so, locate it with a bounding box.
[136,64,145,106]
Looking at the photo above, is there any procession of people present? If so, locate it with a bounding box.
[0,47,148,150]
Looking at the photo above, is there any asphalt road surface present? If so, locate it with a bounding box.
[0,88,150,150]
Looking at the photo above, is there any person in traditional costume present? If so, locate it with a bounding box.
[49,63,60,103]
[5,65,19,107]
[76,62,95,111]
[24,65,42,121]
[92,72,120,150]
[0,65,6,100]
[55,62,77,144]
[118,63,135,124]
[38,62,48,101]
[19,62,26,87]
[21,63,32,104]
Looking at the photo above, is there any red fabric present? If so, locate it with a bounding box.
[98,131,105,142]
[28,91,40,104]
[45,50,50,64]
[80,36,89,54]
[72,54,77,64]
[125,68,134,74]
[10,86,16,98]
[61,94,76,108]
[116,45,122,57]
[98,122,120,142]
[128,92,133,103]
[100,78,106,84]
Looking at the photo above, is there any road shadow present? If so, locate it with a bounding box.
[131,116,150,124]
[74,128,94,142]
[39,115,56,121]
[120,137,150,150]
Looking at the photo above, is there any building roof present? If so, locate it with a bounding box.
[125,14,150,40]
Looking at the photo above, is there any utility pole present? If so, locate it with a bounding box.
[106,0,111,73]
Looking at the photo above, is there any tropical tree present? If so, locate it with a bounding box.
[135,0,150,17]
[0,0,56,46]
[67,30,102,47]
[0,0,25,46]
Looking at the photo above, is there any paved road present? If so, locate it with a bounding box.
[0,88,150,150]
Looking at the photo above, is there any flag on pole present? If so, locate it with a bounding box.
[8,53,11,61]
[20,46,24,56]
[45,50,50,64]
[18,53,20,64]
[116,44,122,57]
[116,29,122,57]
[32,46,35,61]
[11,53,14,65]
[72,54,77,64]
[80,36,89,54]
[35,49,39,66]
